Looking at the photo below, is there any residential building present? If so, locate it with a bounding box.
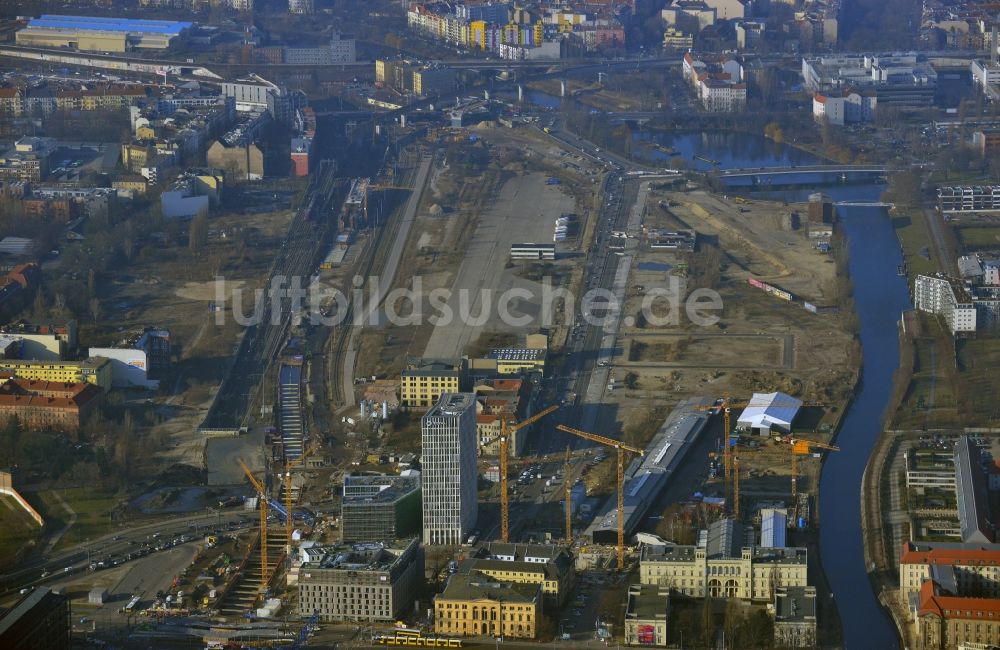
[973,129,1000,157]
[421,393,478,546]
[475,378,529,456]
[774,586,817,648]
[0,320,77,360]
[736,21,765,49]
[0,87,22,117]
[400,357,464,409]
[16,15,191,52]
[813,89,877,125]
[0,378,104,432]
[914,275,978,334]
[433,572,542,639]
[914,579,1000,650]
[0,357,112,391]
[207,139,265,182]
[955,436,995,543]
[0,587,70,650]
[899,541,1000,602]
[938,185,1000,213]
[661,1,716,33]
[297,538,422,622]
[287,33,358,64]
[662,27,694,50]
[341,474,422,543]
[222,75,280,113]
[462,542,576,607]
[683,53,746,112]
[0,264,41,322]
[639,519,809,601]
[623,584,669,647]
[288,0,313,14]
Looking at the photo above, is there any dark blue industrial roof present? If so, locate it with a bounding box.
[28,14,192,34]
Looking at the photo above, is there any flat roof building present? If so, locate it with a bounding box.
[421,393,478,545]
[297,538,422,622]
[0,587,71,650]
[774,586,817,648]
[401,357,464,409]
[341,474,421,543]
[955,436,995,543]
[16,15,191,52]
[623,584,669,647]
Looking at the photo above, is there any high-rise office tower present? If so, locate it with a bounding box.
[421,392,478,545]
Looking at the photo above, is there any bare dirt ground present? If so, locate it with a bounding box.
[101,207,296,470]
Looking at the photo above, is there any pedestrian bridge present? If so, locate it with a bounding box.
[714,164,887,178]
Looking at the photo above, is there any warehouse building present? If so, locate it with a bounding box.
[16,15,191,52]
[736,391,802,436]
[297,538,422,622]
[955,436,995,543]
[586,397,711,545]
[341,474,422,543]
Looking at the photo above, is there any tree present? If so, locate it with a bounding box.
[189,211,209,254]
[0,415,22,466]
[701,598,715,647]
[89,297,101,324]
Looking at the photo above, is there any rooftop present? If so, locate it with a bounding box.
[27,15,193,34]
[955,435,995,543]
[425,392,476,418]
[300,538,417,572]
[437,571,541,604]
[625,584,668,621]
[901,540,1000,565]
[775,586,817,622]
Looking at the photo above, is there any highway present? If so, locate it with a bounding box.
[1,510,254,597]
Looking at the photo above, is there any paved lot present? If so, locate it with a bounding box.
[423,173,574,358]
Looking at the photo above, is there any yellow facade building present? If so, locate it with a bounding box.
[399,357,463,409]
[462,542,575,608]
[434,572,541,639]
[640,519,808,601]
[0,358,112,391]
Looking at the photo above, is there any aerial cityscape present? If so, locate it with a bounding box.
[0,0,998,648]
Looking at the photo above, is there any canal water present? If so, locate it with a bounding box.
[517,88,907,643]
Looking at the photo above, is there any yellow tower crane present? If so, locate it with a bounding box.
[785,436,840,499]
[238,458,271,591]
[282,445,318,552]
[479,405,559,543]
[555,424,645,569]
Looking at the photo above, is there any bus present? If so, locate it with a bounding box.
[373,628,463,647]
[510,243,555,260]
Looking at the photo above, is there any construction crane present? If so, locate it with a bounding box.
[556,424,645,569]
[697,396,826,506]
[282,445,318,551]
[239,458,271,591]
[733,453,741,518]
[480,405,559,543]
[783,436,840,499]
[563,446,573,544]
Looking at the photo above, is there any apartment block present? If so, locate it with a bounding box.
[400,357,464,409]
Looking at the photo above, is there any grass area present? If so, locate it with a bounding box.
[955,337,1000,424]
[26,487,117,551]
[0,495,43,569]
[892,213,937,278]
[928,169,991,185]
[953,225,1000,250]
[894,317,961,429]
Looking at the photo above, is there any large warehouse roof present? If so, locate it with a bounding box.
[28,15,192,35]
[737,391,801,432]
